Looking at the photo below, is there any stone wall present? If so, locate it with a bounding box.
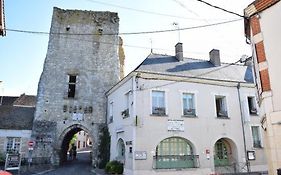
[32,7,120,166]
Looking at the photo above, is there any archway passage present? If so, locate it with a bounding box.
[60,127,93,165]
[214,138,238,174]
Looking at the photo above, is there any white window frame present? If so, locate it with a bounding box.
[180,91,197,116]
[214,94,229,118]
[247,96,258,115]
[122,90,132,118]
[250,125,263,148]
[150,89,168,116]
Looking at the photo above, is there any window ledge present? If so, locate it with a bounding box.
[150,114,168,117]
[253,146,263,149]
[216,116,230,119]
[182,115,197,118]
[250,113,259,116]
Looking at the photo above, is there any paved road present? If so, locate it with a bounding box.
[40,151,100,175]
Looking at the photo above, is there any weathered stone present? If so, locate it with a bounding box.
[31,7,121,166]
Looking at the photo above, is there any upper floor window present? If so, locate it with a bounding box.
[251,126,262,148]
[248,96,257,115]
[68,75,77,98]
[109,102,113,123]
[121,92,130,118]
[215,96,228,118]
[6,137,21,153]
[182,93,195,116]
[152,90,166,116]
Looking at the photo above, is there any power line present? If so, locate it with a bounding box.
[5,18,242,36]
[194,0,245,18]
[85,0,220,21]
[137,59,242,91]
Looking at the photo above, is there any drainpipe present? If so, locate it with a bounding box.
[132,75,137,175]
[236,82,250,172]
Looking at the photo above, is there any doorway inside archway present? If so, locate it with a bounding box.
[60,127,93,165]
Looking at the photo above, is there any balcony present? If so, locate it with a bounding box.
[153,155,199,169]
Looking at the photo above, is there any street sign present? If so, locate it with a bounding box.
[28,141,34,147]
[5,153,21,171]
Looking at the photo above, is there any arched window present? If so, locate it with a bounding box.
[117,139,125,162]
[155,137,198,169]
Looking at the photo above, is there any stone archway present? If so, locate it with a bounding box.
[213,137,238,174]
[56,124,95,165]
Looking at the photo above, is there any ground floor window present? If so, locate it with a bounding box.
[6,137,21,153]
[154,137,198,169]
[117,139,125,163]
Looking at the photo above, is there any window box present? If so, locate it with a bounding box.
[152,107,166,116]
[183,108,196,116]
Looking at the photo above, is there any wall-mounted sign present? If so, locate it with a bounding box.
[135,151,147,160]
[5,153,21,171]
[167,119,184,131]
[126,141,132,145]
[72,113,84,121]
[247,150,256,160]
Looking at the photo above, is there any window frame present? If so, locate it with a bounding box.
[150,89,168,116]
[108,101,114,123]
[251,125,263,148]
[215,95,228,118]
[6,137,21,153]
[67,74,78,99]
[247,96,258,115]
[181,92,197,117]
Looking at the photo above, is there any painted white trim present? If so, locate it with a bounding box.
[212,93,230,118]
[180,91,198,116]
[150,89,168,115]
[249,125,264,148]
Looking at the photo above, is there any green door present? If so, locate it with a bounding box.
[214,139,229,166]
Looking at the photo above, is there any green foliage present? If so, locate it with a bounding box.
[105,160,124,174]
[98,125,110,169]
[69,134,77,145]
[0,151,5,164]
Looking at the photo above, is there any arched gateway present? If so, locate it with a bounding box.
[31,7,122,167]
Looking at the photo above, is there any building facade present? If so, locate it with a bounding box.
[107,43,267,174]
[31,7,121,166]
[244,0,281,174]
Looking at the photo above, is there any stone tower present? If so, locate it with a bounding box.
[31,7,120,166]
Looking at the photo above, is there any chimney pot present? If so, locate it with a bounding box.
[175,43,183,61]
[209,49,221,66]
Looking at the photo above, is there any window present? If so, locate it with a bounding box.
[68,75,77,98]
[117,139,125,162]
[152,90,166,115]
[251,126,262,148]
[109,102,113,123]
[182,93,195,116]
[248,97,257,115]
[215,96,228,118]
[6,137,21,153]
[155,137,198,169]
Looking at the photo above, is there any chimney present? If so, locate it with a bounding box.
[175,43,183,61]
[209,49,221,66]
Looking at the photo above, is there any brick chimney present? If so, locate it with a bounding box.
[175,42,183,61]
[209,49,221,66]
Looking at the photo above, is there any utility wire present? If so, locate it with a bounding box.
[194,0,245,18]
[5,18,242,36]
[85,0,220,21]
[137,59,242,91]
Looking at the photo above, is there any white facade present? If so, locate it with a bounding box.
[107,68,267,174]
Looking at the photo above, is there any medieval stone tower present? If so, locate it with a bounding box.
[32,7,121,166]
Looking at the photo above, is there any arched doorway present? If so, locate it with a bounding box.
[58,124,94,165]
[154,137,198,169]
[116,139,125,163]
[214,138,237,173]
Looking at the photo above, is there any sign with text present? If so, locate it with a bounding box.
[5,153,21,171]
[135,151,147,160]
[167,119,184,131]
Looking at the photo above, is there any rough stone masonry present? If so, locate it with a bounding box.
[31,7,122,166]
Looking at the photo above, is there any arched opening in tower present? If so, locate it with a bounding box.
[60,127,93,165]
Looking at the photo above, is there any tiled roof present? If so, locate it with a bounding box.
[0,96,18,106]
[0,106,35,130]
[136,53,254,83]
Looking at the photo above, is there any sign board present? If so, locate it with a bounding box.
[72,113,84,121]
[135,151,147,160]
[5,153,21,171]
[28,141,34,147]
[167,119,184,131]
[126,141,132,145]
[247,150,256,160]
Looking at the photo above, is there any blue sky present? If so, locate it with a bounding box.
[0,0,252,96]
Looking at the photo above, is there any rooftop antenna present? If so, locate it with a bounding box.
[173,22,180,42]
[150,38,153,53]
